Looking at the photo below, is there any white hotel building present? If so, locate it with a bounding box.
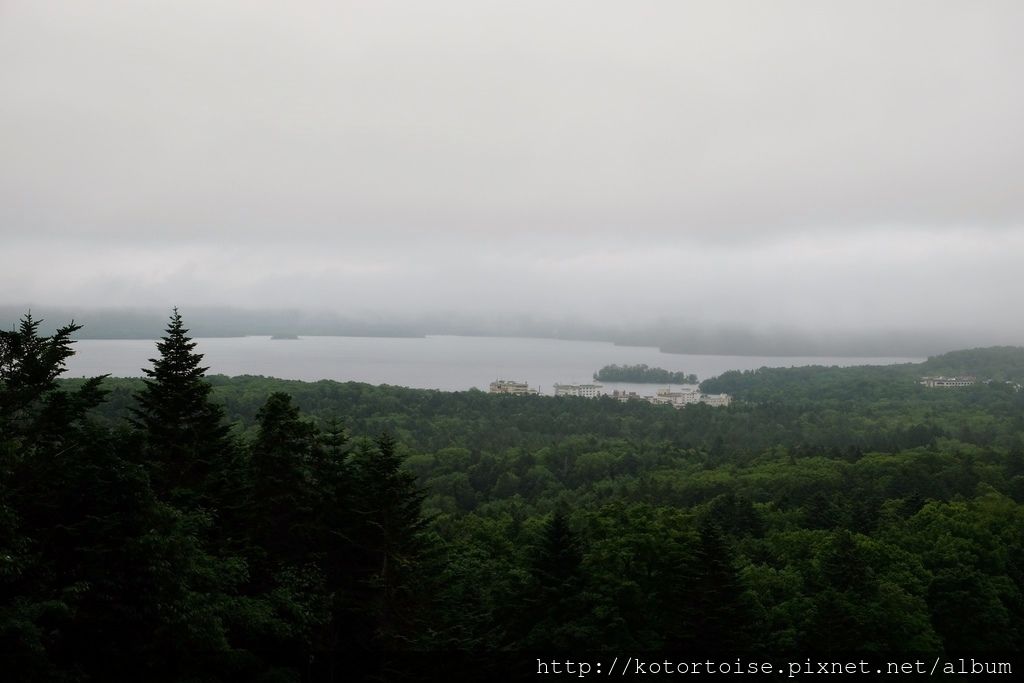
[489,379,538,395]
[553,382,604,398]
[919,376,976,388]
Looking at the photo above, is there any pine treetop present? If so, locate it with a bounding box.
[142,307,209,384]
[130,309,230,498]
[1,312,107,443]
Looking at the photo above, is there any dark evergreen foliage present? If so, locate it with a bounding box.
[130,308,232,503]
[249,392,320,562]
[688,521,753,652]
[345,433,429,648]
[517,509,590,649]
[4,311,1024,678]
[3,312,436,679]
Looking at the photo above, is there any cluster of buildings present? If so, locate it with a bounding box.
[488,379,539,395]
[489,379,731,408]
[612,387,732,408]
[919,375,1022,391]
[919,376,976,388]
[553,382,604,398]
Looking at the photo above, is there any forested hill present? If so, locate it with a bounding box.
[698,345,1024,402]
[68,364,1022,460]
[920,346,1024,381]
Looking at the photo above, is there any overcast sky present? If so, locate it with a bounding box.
[2,1,1023,338]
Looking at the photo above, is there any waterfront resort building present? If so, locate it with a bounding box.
[919,376,976,388]
[650,387,702,407]
[553,382,604,398]
[649,387,732,408]
[489,379,538,395]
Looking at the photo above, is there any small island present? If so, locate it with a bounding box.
[594,363,697,384]
[270,334,300,340]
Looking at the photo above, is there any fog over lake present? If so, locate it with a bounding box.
[66,335,921,395]
[4,2,1024,346]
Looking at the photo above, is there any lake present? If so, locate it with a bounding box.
[64,335,922,396]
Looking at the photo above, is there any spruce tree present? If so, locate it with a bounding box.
[1,314,109,675]
[347,432,428,647]
[688,521,753,653]
[515,508,594,649]
[530,510,583,594]
[1,313,107,448]
[1,314,242,679]
[249,392,320,567]
[131,308,230,504]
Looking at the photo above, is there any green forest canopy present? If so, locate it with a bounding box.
[4,312,1024,679]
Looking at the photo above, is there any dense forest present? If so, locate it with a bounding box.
[593,364,698,384]
[3,312,1024,680]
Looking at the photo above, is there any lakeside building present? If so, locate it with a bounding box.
[647,387,732,408]
[604,385,737,408]
[553,382,604,398]
[920,376,976,388]
[489,379,538,395]
[496,379,734,406]
[650,387,702,407]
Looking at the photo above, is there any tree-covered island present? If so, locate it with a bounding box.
[594,363,698,383]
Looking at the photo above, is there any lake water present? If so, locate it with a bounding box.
[64,335,922,396]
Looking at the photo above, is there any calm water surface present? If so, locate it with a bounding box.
[66,336,922,396]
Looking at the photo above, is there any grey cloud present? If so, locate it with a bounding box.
[5,229,1022,334]
[1,1,1023,342]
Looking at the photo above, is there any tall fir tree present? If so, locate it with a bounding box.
[1,314,109,676]
[688,520,754,653]
[511,508,596,649]
[248,392,321,570]
[1,314,243,680]
[0,313,106,449]
[347,432,429,648]
[131,308,231,505]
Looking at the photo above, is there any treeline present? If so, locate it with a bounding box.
[920,346,1024,382]
[1,313,428,680]
[699,346,1024,402]
[4,312,1024,679]
[594,363,698,384]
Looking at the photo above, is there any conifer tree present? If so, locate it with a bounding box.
[1,313,106,448]
[347,432,428,647]
[1,314,109,674]
[131,308,230,503]
[530,509,583,595]
[1,314,240,679]
[689,520,753,653]
[515,508,594,649]
[249,392,320,567]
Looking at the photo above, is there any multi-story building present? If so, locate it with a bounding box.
[553,382,604,398]
[489,379,537,395]
[651,387,702,406]
[645,387,732,408]
[610,390,642,402]
[920,376,976,388]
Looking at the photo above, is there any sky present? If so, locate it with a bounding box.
[2,1,1023,341]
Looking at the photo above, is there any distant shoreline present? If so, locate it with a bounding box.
[5,308,996,357]
[63,333,925,361]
